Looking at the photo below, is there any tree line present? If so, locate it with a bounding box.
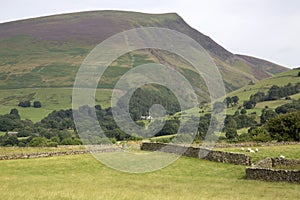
[243,83,300,109]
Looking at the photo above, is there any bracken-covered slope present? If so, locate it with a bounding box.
[0,10,288,97]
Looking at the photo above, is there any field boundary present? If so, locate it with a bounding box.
[246,157,300,184]
[213,141,300,148]
[0,147,121,160]
[141,142,252,165]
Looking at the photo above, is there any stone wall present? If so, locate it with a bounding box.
[246,157,300,184]
[0,148,121,160]
[141,142,252,165]
[214,141,300,148]
[271,157,300,167]
[246,168,300,184]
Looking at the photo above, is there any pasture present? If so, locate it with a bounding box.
[215,143,300,163]
[0,88,113,122]
[0,145,300,199]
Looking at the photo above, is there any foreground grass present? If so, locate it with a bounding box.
[0,154,300,200]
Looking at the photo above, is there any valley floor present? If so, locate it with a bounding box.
[0,146,300,199]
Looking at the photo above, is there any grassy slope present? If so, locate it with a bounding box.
[0,11,291,123]
[224,68,300,116]
[0,153,299,199]
[228,68,300,102]
[0,88,113,122]
[177,69,300,133]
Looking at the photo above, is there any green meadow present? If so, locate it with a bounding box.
[0,88,113,122]
[0,153,300,200]
[216,143,300,163]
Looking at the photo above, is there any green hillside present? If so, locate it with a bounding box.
[180,69,300,120]
[224,68,300,115]
[0,88,113,122]
[0,10,289,121]
[228,68,300,102]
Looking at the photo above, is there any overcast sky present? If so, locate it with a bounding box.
[1,0,299,68]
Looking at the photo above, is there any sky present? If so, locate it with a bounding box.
[1,0,300,68]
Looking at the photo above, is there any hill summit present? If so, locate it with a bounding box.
[0,10,288,94]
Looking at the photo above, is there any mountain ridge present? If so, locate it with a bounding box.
[0,10,288,93]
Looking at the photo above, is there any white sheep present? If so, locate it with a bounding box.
[255,148,258,152]
[247,148,252,152]
[249,149,255,153]
[280,155,285,159]
[241,147,245,151]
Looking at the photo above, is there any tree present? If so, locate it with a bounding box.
[29,137,48,147]
[249,127,272,142]
[50,136,60,143]
[240,108,247,115]
[95,105,102,110]
[225,128,238,140]
[250,92,265,103]
[243,101,255,109]
[275,99,300,114]
[225,118,237,131]
[156,119,179,136]
[18,100,31,108]
[9,108,20,119]
[266,111,300,141]
[4,135,19,146]
[260,109,277,124]
[232,96,239,105]
[33,101,42,108]
[223,116,243,140]
[224,97,232,107]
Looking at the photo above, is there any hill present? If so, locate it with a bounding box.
[0,10,288,120]
[228,68,300,100]
[210,68,300,117]
[182,68,300,120]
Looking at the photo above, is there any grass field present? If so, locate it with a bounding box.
[1,153,300,200]
[0,144,300,199]
[0,88,113,122]
[216,144,300,163]
[228,68,300,102]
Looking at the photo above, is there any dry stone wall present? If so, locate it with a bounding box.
[214,141,300,148]
[246,168,300,184]
[246,157,300,184]
[141,142,251,165]
[0,148,120,160]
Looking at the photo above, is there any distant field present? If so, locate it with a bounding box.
[0,153,300,199]
[0,88,113,122]
[228,69,300,102]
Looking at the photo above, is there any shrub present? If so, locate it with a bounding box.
[18,100,31,108]
[46,141,58,147]
[29,137,48,147]
[225,128,238,140]
[266,111,300,141]
[240,108,247,115]
[33,101,42,108]
[250,127,272,142]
